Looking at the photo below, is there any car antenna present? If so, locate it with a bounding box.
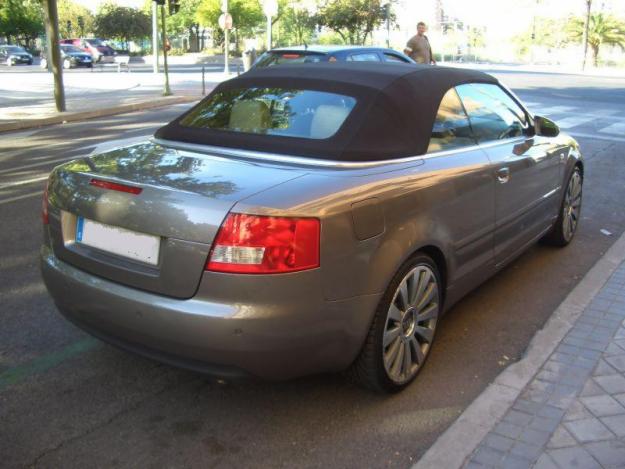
[304,42,308,50]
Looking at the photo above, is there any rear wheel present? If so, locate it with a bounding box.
[542,167,582,246]
[63,58,71,69]
[349,253,442,393]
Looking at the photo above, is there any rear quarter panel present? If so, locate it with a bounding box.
[233,147,495,310]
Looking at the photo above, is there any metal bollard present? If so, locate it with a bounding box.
[202,66,205,96]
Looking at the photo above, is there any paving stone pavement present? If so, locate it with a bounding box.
[464,263,625,469]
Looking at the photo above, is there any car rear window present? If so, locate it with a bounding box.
[179,88,357,140]
[254,52,325,68]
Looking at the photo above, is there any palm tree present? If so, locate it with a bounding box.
[568,13,625,67]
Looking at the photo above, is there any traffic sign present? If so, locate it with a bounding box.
[218,13,233,30]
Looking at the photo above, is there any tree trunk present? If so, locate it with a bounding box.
[592,43,599,67]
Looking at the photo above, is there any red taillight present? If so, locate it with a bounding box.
[42,182,49,225]
[206,213,320,274]
[282,53,301,59]
[90,178,142,195]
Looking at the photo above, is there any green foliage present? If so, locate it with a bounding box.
[512,17,568,58]
[166,0,202,35]
[94,3,151,48]
[316,0,392,45]
[196,0,264,39]
[0,0,44,46]
[316,30,346,45]
[567,12,625,66]
[58,0,95,38]
[276,1,318,46]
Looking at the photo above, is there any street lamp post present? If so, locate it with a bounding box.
[152,1,159,73]
[221,0,230,74]
[262,0,278,51]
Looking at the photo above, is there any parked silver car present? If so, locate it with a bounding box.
[41,63,583,392]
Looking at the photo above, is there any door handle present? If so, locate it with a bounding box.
[497,167,510,184]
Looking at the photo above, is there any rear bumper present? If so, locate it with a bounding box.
[41,246,381,380]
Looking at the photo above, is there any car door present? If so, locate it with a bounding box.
[424,87,495,293]
[456,83,561,266]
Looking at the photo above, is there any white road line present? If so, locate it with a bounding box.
[0,175,48,190]
[0,191,42,205]
[569,131,625,143]
[555,116,596,129]
[535,106,576,115]
[0,156,75,175]
[599,122,625,135]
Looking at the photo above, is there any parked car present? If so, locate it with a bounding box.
[252,45,415,68]
[0,45,33,66]
[61,38,115,63]
[41,63,582,392]
[40,45,93,69]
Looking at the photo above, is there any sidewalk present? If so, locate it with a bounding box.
[416,232,625,468]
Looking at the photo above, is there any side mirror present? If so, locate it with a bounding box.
[534,115,560,137]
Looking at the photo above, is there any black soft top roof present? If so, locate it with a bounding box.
[155,63,499,162]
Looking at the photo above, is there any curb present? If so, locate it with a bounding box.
[0,95,201,134]
[414,230,625,469]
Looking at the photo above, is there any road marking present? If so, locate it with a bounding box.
[0,156,75,175]
[535,105,576,115]
[0,338,100,392]
[0,174,48,190]
[555,116,596,129]
[599,122,625,135]
[569,131,625,143]
[0,191,42,205]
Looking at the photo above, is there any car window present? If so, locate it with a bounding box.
[456,83,528,142]
[427,88,476,153]
[383,53,408,63]
[61,45,83,53]
[254,51,324,68]
[347,53,381,62]
[180,88,357,140]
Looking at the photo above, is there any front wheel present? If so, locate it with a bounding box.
[349,253,442,393]
[542,167,583,246]
[63,58,71,69]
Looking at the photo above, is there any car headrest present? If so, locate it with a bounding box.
[229,100,270,133]
[310,104,350,139]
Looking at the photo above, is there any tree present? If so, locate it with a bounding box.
[196,0,264,51]
[567,13,625,67]
[94,3,151,49]
[316,0,392,45]
[57,0,95,38]
[166,0,203,51]
[276,1,318,46]
[0,0,44,47]
[512,17,568,58]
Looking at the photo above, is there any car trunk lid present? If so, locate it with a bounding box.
[47,141,306,298]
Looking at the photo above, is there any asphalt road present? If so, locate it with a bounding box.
[1,71,625,468]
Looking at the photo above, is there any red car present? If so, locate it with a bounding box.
[61,38,115,63]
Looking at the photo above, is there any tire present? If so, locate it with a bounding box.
[7,59,12,67]
[348,253,442,393]
[542,167,583,247]
[40,58,47,69]
[63,58,71,69]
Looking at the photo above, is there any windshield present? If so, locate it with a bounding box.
[86,39,104,46]
[180,87,356,140]
[6,46,26,54]
[254,51,325,68]
[61,45,84,53]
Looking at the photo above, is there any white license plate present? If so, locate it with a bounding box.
[76,217,160,266]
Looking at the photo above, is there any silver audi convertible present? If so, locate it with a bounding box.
[41,63,583,392]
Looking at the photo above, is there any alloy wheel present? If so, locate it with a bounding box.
[563,170,582,242]
[382,265,439,384]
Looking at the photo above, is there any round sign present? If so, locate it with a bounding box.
[262,0,278,17]
[218,13,233,30]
